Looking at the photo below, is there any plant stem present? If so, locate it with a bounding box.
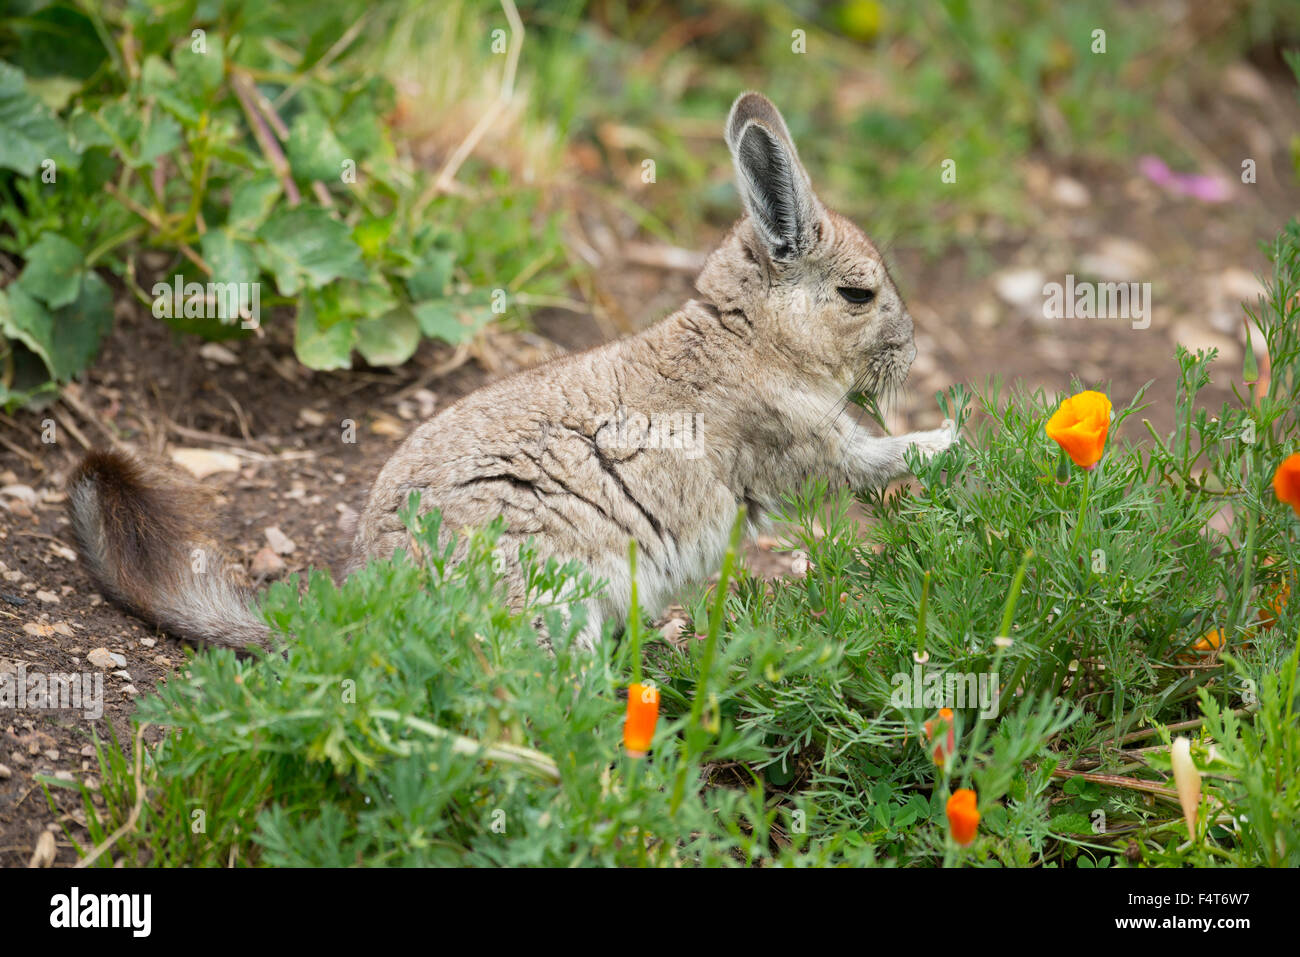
[670,507,746,813]
[627,538,642,685]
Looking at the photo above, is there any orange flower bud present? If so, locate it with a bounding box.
[1045,390,1112,469]
[1170,738,1201,840]
[924,707,955,766]
[1272,454,1300,516]
[946,788,980,846]
[623,682,660,758]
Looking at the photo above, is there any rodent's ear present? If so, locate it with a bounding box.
[725,92,819,261]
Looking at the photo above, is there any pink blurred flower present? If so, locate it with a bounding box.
[1138,155,1231,203]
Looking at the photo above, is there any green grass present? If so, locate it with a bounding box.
[46,219,1300,867]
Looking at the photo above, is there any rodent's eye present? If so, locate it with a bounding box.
[837,286,875,305]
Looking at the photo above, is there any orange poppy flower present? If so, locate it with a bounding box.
[1258,580,1290,629]
[623,682,660,758]
[1272,454,1300,516]
[946,788,980,846]
[1045,391,1112,469]
[1191,629,1224,653]
[924,708,955,766]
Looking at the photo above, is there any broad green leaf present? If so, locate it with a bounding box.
[353,216,394,260]
[0,285,56,375]
[258,207,365,296]
[48,272,112,379]
[339,279,398,322]
[294,293,354,371]
[228,175,282,232]
[140,55,200,126]
[405,249,454,301]
[413,301,472,344]
[356,306,419,367]
[172,32,225,96]
[135,111,182,166]
[0,61,77,176]
[16,232,84,309]
[287,111,349,184]
[200,229,259,289]
[24,75,82,113]
[0,272,111,381]
[5,5,105,82]
[66,107,114,151]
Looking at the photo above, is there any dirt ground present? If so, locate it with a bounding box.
[2,53,1298,867]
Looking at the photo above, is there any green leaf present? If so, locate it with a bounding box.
[66,107,114,152]
[0,272,111,382]
[413,301,472,344]
[172,32,225,97]
[353,216,394,261]
[5,6,105,82]
[200,229,259,288]
[228,176,282,233]
[0,61,77,176]
[294,294,354,371]
[258,208,365,296]
[140,55,199,126]
[0,285,56,375]
[287,111,349,184]
[47,272,112,379]
[356,306,420,367]
[406,249,454,301]
[16,232,84,309]
[136,111,182,167]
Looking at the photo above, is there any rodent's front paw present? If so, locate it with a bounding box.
[912,419,958,459]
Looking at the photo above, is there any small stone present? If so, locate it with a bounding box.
[199,342,239,365]
[1078,238,1154,282]
[264,526,296,555]
[1050,176,1090,208]
[297,407,327,427]
[170,448,241,479]
[250,546,285,577]
[993,267,1046,308]
[29,829,56,868]
[86,648,120,670]
[1217,267,1267,305]
[1172,321,1240,363]
[1,485,38,507]
[0,762,11,779]
[35,590,60,604]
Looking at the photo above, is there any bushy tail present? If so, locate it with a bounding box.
[66,449,269,650]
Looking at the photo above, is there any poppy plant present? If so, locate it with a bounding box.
[623,682,660,758]
[924,708,955,766]
[946,788,980,846]
[1272,453,1300,516]
[1045,390,1112,469]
